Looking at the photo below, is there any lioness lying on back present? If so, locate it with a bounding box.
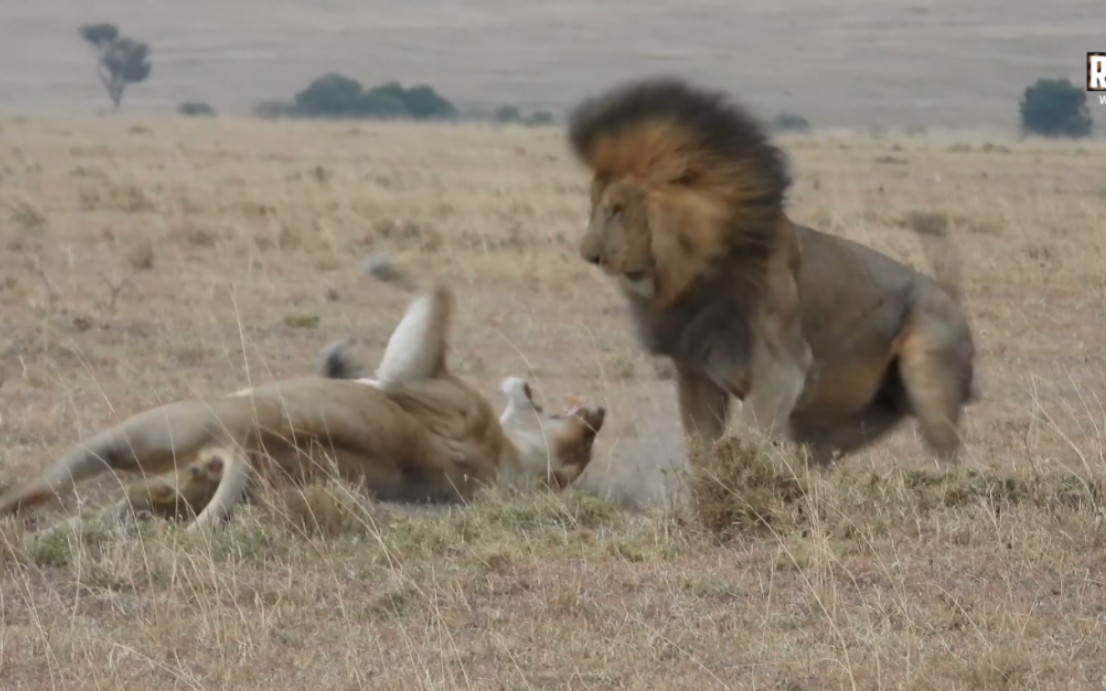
[0,260,607,529]
[111,360,587,525]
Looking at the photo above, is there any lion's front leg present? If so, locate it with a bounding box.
[735,306,813,440]
[735,370,804,439]
[704,339,810,444]
[675,361,731,457]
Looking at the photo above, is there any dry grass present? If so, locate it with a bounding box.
[1,113,1105,689]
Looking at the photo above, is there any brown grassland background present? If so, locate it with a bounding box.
[1,114,1105,689]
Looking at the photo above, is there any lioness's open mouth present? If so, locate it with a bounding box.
[623,270,647,282]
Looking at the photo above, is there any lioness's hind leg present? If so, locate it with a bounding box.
[376,284,452,387]
[897,326,973,463]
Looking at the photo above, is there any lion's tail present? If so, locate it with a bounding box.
[912,223,964,305]
[908,222,983,404]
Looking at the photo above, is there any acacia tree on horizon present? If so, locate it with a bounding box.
[78,23,152,112]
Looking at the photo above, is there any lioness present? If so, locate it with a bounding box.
[107,361,592,526]
[0,274,607,529]
[567,76,976,465]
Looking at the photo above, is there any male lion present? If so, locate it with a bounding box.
[567,76,976,465]
[0,267,607,529]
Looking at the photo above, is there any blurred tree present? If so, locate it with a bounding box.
[771,112,811,133]
[177,102,217,117]
[79,23,152,112]
[1019,78,1092,138]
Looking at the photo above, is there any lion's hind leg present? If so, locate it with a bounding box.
[896,318,974,464]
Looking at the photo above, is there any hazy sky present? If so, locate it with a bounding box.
[0,0,1099,129]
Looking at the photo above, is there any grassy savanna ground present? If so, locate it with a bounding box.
[0,113,1105,689]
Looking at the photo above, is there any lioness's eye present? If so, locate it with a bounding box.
[610,206,623,221]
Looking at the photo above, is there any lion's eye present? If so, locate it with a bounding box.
[610,206,623,221]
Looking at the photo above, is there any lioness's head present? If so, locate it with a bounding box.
[498,377,606,490]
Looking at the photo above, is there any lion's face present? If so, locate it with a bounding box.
[498,377,606,489]
[579,178,656,298]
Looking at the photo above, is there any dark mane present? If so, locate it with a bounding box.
[567,76,792,268]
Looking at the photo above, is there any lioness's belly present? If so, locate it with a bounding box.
[246,443,491,504]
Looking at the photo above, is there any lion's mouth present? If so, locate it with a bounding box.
[623,270,648,282]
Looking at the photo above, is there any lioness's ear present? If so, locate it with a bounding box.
[203,457,225,478]
[521,381,543,413]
